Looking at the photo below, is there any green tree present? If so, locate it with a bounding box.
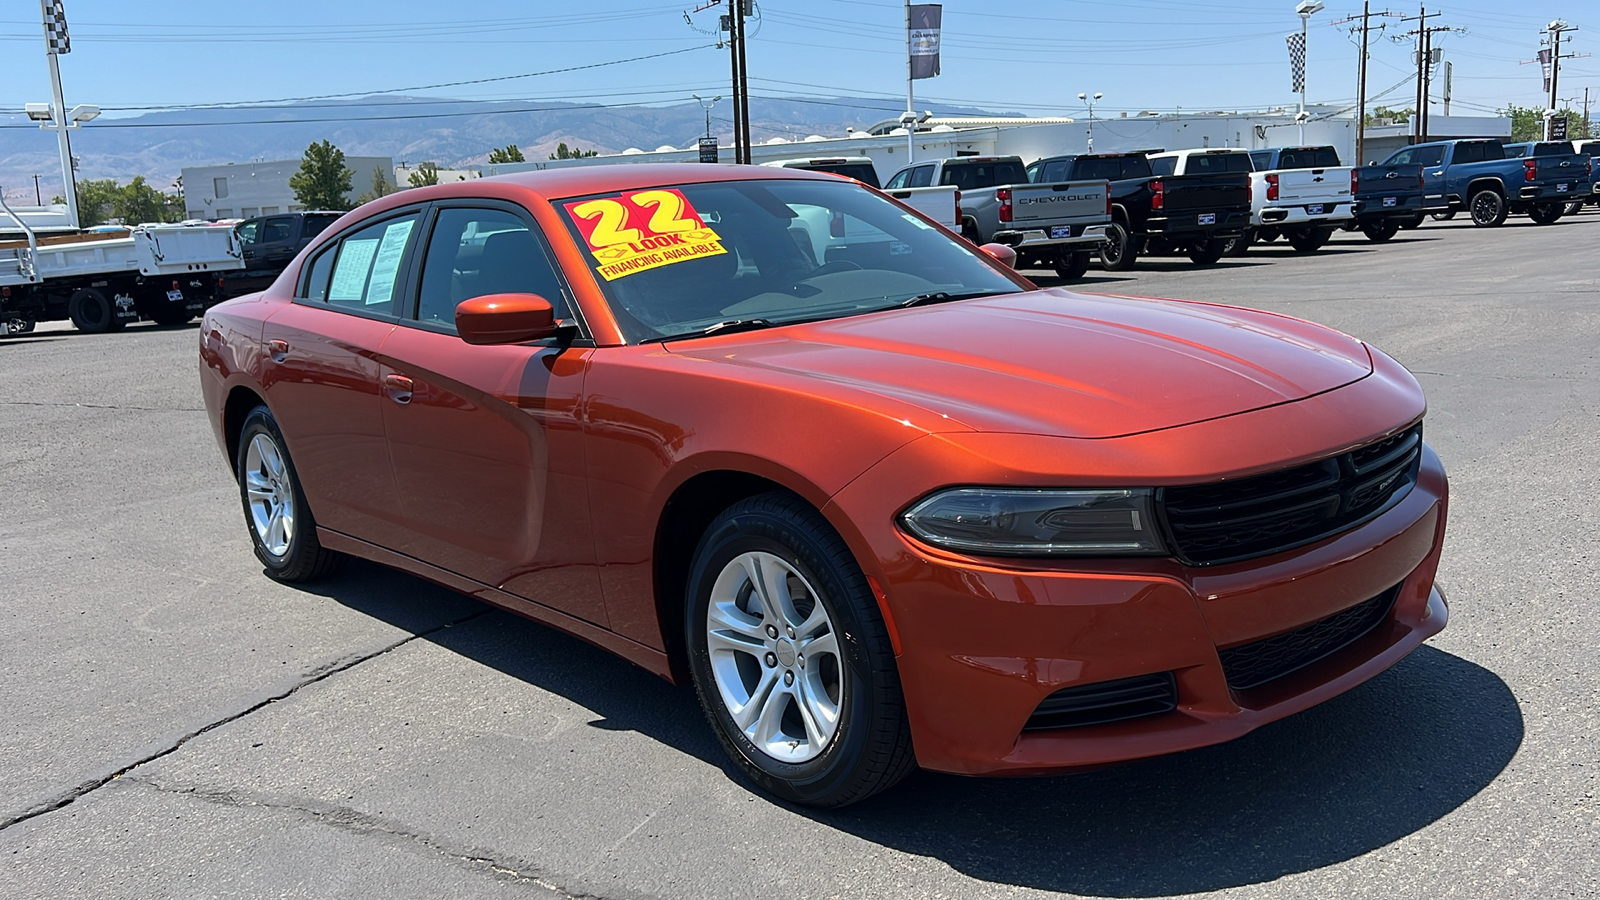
[1500,103,1590,142]
[407,162,440,188]
[548,142,599,160]
[1363,105,1412,126]
[487,144,526,163]
[114,176,169,225]
[288,140,354,210]
[54,178,120,227]
[355,166,395,205]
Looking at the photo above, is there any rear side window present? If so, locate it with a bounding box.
[260,217,295,243]
[938,161,1027,190]
[1277,148,1341,169]
[304,213,420,316]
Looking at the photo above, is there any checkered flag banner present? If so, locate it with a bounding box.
[42,0,70,55]
[1286,33,1306,93]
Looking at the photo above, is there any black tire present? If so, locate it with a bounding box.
[1430,210,1456,221]
[1186,238,1226,265]
[1097,220,1138,271]
[1286,227,1330,253]
[1528,203,1564,225]
[1360,221,1401,242]
[1257,228,1281,242]
[236,405,344,583]
[1563,201,1584,216]
[149,304,193,327]
[68,288,121,334]
[1469,190,1508,227]
[960,220,981,243]
[1053,251,1091,280]
[685,492,915,808]
[1399,215,1426,230]
[1223,229,1253,257]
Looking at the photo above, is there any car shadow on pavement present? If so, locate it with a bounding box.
[810,644,1521,897]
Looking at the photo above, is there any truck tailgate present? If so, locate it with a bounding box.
[1354,164,1422,200]
[1271,167,1353,204]
[1007,180,1109,225]
[1162,175,1250,213]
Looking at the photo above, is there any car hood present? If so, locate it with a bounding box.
[664,289,1373,438]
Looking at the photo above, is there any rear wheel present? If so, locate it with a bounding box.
[686,492,915,808]
[1528,203,1564,225]
[1399,215,1426,230]
[1186,238,1226,266]
[1469,190,1508,227]
[1359,221,1401,242]
[1053,251,1091,280]
[68,288,122,334]
[1097,221,1138,271]
[149,304,193,327]
[1286,227,1330,253]
[1562,200,1585,216]
[237,405,343,583]
[1223,229,1254,257]
[1430,210,1456,221]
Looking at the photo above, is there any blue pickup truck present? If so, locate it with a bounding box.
[1506,141,1600,213]
[1381,139,1591,226]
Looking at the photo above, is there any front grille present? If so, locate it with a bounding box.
[1218,585,1400,691]
[1023,672,1178,731]
[1160,424,1423,566]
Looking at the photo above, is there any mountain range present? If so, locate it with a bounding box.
[0,95,1010,202]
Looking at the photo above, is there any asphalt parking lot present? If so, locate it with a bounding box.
[1,214,1596,899]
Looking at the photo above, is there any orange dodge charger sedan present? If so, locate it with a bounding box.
[199,164,1448,807]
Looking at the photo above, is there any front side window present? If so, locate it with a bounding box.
[236,221,259,245]
[907,166,935,187]
[415,207,568,330]
[304,213,420,316]
[557,178,1023,343]
[884,169,911,190]
[261,217,295,244]
[1388,149,1414,165]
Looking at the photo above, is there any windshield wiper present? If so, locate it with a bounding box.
[651,318,776,344]
[897,290,1005,308]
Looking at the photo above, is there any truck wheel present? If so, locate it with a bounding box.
[150,305,194,327]
[237,405,344,583]
[1223,230,1253,257]
[68,288,122,334]
[1528,203,1564,225]
[1469,190,1508,227]
[1430,210,1456,221]
[960,220,981,243]
[1286,227,1330,253]
[1053,251,1091,280]
[1399,216,1426,229]
[1359,221,1401,242]
[1098,221,1138,271]
[1186,239,1226,266]
[1563,201,1584,216]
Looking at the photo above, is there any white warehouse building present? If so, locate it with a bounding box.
[180,156,395,220]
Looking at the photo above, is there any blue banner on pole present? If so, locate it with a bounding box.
[910,4,941,80]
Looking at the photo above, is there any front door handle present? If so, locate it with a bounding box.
[383,373,414,405]
[266,339,288,362]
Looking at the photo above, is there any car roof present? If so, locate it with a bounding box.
[477,163,841,200]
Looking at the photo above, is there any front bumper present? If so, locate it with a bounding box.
[823,367,1447,776]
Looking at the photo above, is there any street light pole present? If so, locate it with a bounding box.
[1078,92,1102,152]
[39,0,79,227]
[692,93,722,139]
[1296,1,1325,144]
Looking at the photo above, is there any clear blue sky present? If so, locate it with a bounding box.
[2,1,1595,125]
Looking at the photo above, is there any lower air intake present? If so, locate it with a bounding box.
[1024,672,1178,731]
[1219,584,1401,691]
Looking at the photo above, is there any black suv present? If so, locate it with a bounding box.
[225,211,342,297]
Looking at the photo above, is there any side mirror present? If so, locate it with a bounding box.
[455,293,560,345]
[978,242,1018,269]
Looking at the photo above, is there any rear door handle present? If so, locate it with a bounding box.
[383,373,414,405]
[266,339,288,362]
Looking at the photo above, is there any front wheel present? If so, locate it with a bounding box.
[1053,251,1091,280]
[1469,190,1508,227]
[1097,221,1139,271]
[237,405,343,583]
[68,288,122,334]
[1360,221,1401,242]
[686,492,915,808]
[1528,203,1564,225]
[1286,227,1330,253]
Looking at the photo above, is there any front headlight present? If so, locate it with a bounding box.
[899,487,1167,556]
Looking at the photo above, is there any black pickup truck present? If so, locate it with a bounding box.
[224,210,342,297]
[1027,151,1250,269]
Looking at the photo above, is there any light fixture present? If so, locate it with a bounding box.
[25,103,53,122]
[67,104,99,123]
[1296,1,1325,15]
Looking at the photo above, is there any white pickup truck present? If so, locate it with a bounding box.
[763,156,960,230]
[1150,147,1353,254]
[0,197,244,335]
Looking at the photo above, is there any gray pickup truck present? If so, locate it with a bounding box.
[885,156,1111,279]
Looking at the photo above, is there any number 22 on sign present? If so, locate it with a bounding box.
[565,189,727,281]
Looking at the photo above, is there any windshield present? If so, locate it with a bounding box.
[557,177,1024,343]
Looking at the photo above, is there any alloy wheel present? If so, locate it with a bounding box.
[704,550,843,764]
[244,432,295,558]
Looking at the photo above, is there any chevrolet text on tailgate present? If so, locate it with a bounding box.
[886,155,1110,281]
[1031,150,1250,270]
[1382,139,1593,226]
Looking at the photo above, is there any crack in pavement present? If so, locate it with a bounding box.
[123,777,616,899]
[0,400,206,412]
[0,607,493,834]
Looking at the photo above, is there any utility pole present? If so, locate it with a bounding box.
[1401,8,1457,143]
[1544,21,1579,141]
[734,0,750,163]
[33,174,42,206]
[1336,3,1400,164]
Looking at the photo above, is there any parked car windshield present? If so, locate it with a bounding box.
[557,177,1024,343]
